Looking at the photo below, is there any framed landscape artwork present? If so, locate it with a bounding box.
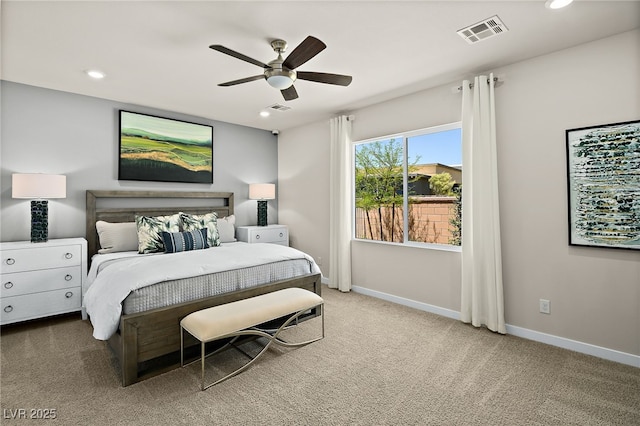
[119,110,213,184]
[565,119,640,250]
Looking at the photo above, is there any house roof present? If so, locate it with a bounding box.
[410,164,462,183]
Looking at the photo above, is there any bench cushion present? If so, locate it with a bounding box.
[180,288,323,343]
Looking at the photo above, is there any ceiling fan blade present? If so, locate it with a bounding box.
[281,85,298,101]
[218,75,265,87]
[296,71,353,86]
[282,36,326,70]
[209,45,269,68]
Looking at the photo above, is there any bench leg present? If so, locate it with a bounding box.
[198,303,324,391]
[181,325,248,391]
[201,342,206,391]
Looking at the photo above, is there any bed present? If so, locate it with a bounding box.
[84,190,322,386]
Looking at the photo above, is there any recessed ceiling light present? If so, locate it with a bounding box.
[545,0,573,9]
[85,69,106,79]
[260,111,270,117]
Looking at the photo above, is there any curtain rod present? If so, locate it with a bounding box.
[453,75,505,93]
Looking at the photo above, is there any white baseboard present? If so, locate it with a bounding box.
[351,285,461,321]
[350,285,639,368]
[505,324,640,368]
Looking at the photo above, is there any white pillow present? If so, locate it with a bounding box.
[217,215,236,243]
[96,221,139,254]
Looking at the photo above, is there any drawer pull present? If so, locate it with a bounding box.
[5,258,15,265]
[65,292,73,299]
[279,232,284,237]
[4,282,13,289]
[65,274,73,281]
[65,253,73,259]
[256,235,261,240]
[4,305,13,313]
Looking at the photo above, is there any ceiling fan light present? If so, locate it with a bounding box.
[267,75,294,90]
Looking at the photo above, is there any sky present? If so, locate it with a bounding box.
[354,127,462,168]
[121,111,212,143]
[408,128,461,166]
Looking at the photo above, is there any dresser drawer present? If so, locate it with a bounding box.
[1,286,81,325]
[1,266,82,297]
[2,245,81,273]
[249,228,288,244]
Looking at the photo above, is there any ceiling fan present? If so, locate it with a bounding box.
[209,36,352,101]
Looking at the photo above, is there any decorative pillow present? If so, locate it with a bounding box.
[135,214,181,254]
[161,228,208,253]
[95,221,138,254]
[180,212,220,247]
[217,215,236,243]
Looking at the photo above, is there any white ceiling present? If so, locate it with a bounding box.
[2,1,639,132]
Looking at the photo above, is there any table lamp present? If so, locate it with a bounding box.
[249,183,275,226]
[12,173,67,243]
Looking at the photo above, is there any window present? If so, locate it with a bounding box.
[353,122,462,248]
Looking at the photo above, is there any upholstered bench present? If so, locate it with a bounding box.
[180,287,324,390]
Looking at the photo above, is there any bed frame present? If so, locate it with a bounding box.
[85,190,321,386]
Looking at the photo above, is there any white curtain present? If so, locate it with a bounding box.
[329,115,352,292]
[460,73,506,334]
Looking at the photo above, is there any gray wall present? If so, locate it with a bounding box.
[279,29,640,361]
[0,81,278,242]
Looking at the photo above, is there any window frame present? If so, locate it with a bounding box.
[352,121,462,252]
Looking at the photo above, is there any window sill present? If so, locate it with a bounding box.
[352,238,462,253]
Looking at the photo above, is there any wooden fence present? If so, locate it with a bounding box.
[355,196,457,245]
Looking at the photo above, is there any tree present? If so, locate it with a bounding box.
[355,140,403,241]
[355,139,420,242]
[429,172,455,196]
[449,185,462,246]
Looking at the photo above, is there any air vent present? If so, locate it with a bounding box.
[267,103,291,112]
[457,15,508,44]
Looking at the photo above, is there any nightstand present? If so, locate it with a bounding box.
[0,238,87,325]
[236,225,289,246]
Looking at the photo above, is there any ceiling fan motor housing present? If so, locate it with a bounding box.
[266,42,296,89]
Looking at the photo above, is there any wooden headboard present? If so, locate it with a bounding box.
[86,190,234,260]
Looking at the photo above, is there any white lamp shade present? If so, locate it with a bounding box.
[12,173,67,199]
[249,183,276,200]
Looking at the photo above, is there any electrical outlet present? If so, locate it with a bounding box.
[539,299,550,314]
[316,256,322,266]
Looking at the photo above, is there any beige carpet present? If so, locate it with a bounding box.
[1,287,639,425]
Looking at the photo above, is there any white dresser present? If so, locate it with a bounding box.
[236,225,289,246]
[0,238,87,325]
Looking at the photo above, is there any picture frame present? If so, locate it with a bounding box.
[119,110,213,184]
[565,119,640,250]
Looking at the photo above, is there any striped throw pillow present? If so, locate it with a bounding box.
[161,228,209,253]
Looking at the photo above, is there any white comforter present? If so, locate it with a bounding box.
[83,242,321,340]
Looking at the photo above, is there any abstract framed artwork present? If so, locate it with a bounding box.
[119,110,213,183]
[566,119,640,250]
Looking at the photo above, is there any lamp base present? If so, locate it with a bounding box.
[30,200,49,243]
[257,200,268,227]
